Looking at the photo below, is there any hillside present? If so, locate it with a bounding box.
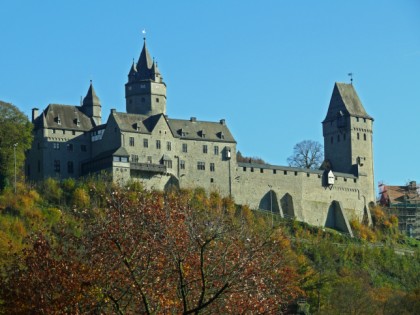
[0,177,419,314]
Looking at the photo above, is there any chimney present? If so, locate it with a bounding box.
[32,108,39,122]
[190,117,196,122]
[220,119,226,125]
[111,108,116,114]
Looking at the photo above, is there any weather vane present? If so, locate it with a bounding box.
[348,72,353,85]
[142,29,146,41]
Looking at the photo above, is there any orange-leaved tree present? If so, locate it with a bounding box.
[1,187,301,314]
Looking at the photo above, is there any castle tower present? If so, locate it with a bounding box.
[322,82,375,203]
[81,81,101,126]
[125,39,166,116]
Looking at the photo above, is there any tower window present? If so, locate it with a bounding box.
[67,161,74,174]
[357,133,360,140]
[364,133,367,141]
[356,117,359,122]
[182,143,187,153]
[54,160,60,173]
[156,98,159,103]
[203,145,208,154]
[53,143,60,150]
[143,139,148,148]
[129,137,135,146]
[156,140,161,149]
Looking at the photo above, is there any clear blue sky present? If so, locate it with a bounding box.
[1,1,419,192]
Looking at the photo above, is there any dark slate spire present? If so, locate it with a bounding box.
[136,40,154,80]
[323,82,372,122]
[82,81,101,126]
[82,81,101,107]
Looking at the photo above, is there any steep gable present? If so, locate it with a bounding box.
[323,83,372,122]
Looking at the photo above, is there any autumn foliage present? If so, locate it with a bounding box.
[0,187,300,314]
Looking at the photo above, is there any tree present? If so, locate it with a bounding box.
[1,187,301,313]
[0,101,33,190]
[287,140,323,169]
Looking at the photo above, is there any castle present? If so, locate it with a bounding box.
[26,39,375,235]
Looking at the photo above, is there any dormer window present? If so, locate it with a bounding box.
[218,131,225,139]
[56,116,61,125]
[74,118,80,127]
[200,130,206,138]
[133,122,141,131]
[179,128,187,137]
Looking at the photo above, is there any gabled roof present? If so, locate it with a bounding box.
[167,118,236,143]
[36,104,94,131]
[379,182,420,206]
[112,111,162,134]
[82,82,100,107]
[323,83,372,122]
[110,110,235,143]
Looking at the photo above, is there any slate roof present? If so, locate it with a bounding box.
[112,112,160,133]
[167,118,236,143]
[112,111,236,143]
[34,104,94,131]
[323,83,373,122]
[82,82,100,107]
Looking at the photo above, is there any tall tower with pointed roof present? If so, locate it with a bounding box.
[125,40,166,116]
[323,82,375,204]
[81,81,101,126]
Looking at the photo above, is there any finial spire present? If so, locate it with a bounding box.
[348,72,353,85]
[142,29,146,41]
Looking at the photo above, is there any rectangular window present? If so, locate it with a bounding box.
[54,160,60,173]
[129,137,135,146]
[52,129,56,134]
[182,143,188,153]
[273,169,277,174]
[167,141,171,151]
[131,154,139,163]
[67,143,73,151]
[260,168,264,173]
[357,133,360,140]
[164,160,172,169]
[156,140,161,149]
[210,163,215,172]
[203,145,208,154]
[72,130,76,135]
[197,161,205,170]
[53,143,60,150]
[214,146,219,155]
[81,145,87,152]
[68,161,74,174]
[143,139,148,148]
[180,160,185,170]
